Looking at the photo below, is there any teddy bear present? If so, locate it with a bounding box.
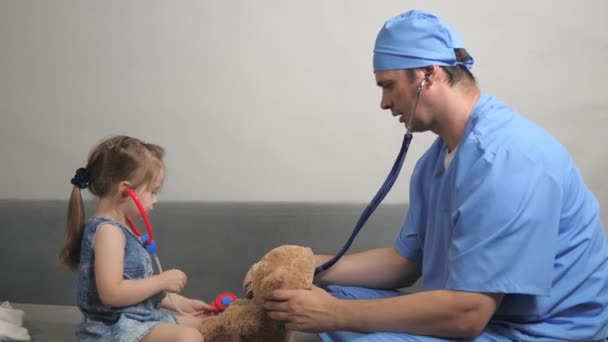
[199,244,315,342]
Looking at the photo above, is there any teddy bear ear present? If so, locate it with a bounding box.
[261,270,285,292]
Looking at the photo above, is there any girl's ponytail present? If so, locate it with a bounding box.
[59,168,89,271]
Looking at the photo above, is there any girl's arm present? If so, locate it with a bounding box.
[94,223,181,307]
[161,293,214,315]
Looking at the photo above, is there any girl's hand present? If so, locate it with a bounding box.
[159,269,187,293]
[188,299,216,317]
[164,294,216,316]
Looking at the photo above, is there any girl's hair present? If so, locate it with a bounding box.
[59,135,165,271]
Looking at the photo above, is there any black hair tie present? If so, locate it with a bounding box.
[71,167,89,189]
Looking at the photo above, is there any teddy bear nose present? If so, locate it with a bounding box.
[244,281,254,298]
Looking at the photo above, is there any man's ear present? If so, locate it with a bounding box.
[422,65,439,84]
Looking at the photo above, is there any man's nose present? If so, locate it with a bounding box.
[380,94,391,110]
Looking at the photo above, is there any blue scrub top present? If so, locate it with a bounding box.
[395,94,608,340]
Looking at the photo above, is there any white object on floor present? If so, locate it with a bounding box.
[0,302,24,327]
[0,302,30,341]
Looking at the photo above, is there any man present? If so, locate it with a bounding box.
[261,10,608,341]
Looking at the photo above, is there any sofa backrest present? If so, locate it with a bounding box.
[0,200,408,305]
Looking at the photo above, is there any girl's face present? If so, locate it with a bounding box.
[124,170,164,221]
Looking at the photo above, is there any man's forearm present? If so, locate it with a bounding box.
[332,289,501,338]
[314,247,420,289]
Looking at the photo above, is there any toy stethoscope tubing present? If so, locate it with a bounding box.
[123,188,200,316]
[315,76,427,275]
[123,188,158,254]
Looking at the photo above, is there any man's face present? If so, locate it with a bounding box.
[375,69,426,132]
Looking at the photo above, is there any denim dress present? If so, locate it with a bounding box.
[75,217,177,341]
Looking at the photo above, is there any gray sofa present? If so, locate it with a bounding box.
[0,200,408,341]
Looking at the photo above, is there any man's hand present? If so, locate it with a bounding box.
[263,285,342,332]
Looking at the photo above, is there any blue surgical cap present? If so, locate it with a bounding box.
[373,10,474,72]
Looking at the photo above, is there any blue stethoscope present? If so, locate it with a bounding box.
[315,75,427,275]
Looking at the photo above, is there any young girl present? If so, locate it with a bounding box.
[59,135,211,342]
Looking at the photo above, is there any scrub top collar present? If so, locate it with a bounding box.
[432,93,493,177]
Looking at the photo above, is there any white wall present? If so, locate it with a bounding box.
[1,1,606,213]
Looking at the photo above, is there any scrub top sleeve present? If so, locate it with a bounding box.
[446,149,561,295]
[394,164,425,263]
[395,207,422,263]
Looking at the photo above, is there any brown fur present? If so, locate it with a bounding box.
[199,245,315,341]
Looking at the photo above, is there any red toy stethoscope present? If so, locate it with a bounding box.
[124,188,158,255]
[123,188,236,314]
